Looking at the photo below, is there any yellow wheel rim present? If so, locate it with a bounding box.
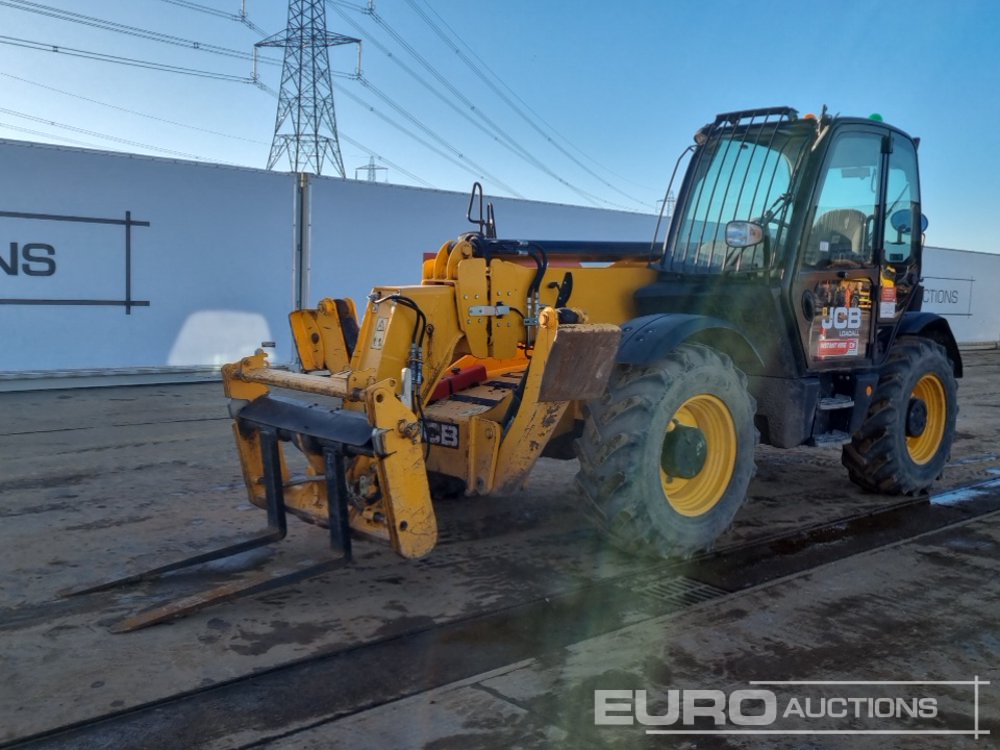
[659,394,737,517]
[907,373,947,465]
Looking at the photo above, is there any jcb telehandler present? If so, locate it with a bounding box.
[74,107,962,630]
[223,104,959,559]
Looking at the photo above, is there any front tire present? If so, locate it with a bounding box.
[842,337,958,494]
[575,344,757,558]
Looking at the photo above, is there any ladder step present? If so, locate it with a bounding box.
[819,396,854,410]
[811,430,852,446]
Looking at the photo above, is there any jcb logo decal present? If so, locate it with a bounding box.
[821,306,862,331]
[425,420,459,449]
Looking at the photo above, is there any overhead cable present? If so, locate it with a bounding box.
[348,3,624,208]
[0,71,268,145]
[338,132,434,188]
[0,34,261,83]
[0,106,217,160]
[0,72,432,187]
[353,76,524,197]
[0,0,282,66]
[156,0,269,37]
[260,83,520,196]
[415,0,649,190]
[404,0,648,208]
[328,2,587,201]
[0,120,112,150]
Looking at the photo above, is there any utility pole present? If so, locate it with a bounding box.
[257,0,360,176]
[354,156,387,182]
[657,190,676,220]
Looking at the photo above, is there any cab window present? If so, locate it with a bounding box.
[803,132,882,268]
[883,135,920,266]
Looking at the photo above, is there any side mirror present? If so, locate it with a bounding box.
[889,209,929,235]
[725,221,764,248]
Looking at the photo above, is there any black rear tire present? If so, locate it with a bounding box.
[574,344,757,558]
[842,337,958,494]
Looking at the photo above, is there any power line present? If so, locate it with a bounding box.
[354,76,524,197]
[415,0,651,192]
[0,46,435,188]
[0,120,115,150]
[0,71,433,188]
[156,0,269,37]
[0,0,282,67]
[157,0,235,20]
[328,3,562,197]
[254,84,434,187]
[350,3,623,208]
[251,3,517,189]
[0,34,261,83]
[338,133,433,187]
[260,82,518,194]
[403,0,648,208]
[0,106,217,160]
[327,0,367,11]
[0,1,630,201]
[0,71,268,145]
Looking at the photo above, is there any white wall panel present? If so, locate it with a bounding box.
[306,177,657,307]
[923,246,1000,344]
[0,140,297,371]
[3,139,997,378]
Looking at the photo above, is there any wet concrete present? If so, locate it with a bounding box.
[0,351,999,746]
[292,512,998,749]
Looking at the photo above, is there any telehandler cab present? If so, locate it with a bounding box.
[71,107,961,630]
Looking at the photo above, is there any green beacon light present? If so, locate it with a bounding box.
[869,113,884,122]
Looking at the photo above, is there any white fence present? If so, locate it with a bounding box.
[307,176,659,309]
[1,141,295,372]
[1,139,997,388]
[922,246,999,346]
[0,140,655,378]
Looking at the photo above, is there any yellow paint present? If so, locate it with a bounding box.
[468,417,501,494]
[223,233,661,559]
[366,381,438,558]
[659,394,737,517]
[493,309,571,494]
[289,297,357,372]
[456,258,490,358]
[222,351,269,401]
[907,373,947,464]
[488,260,531,359]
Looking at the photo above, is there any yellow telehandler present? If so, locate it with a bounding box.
[74,107,962,630]
[222,106,960,566]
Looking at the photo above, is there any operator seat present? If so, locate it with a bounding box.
[806,208,867,266]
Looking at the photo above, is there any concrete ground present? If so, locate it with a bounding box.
[282,510,1000,750]
[1,351,999,748]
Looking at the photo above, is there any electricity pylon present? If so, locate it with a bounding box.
[257,0,360,176]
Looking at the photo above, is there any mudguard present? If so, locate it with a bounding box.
[898,312,963,377]
[616,313,764,373]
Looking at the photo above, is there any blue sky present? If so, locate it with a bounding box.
[0,0,996,252]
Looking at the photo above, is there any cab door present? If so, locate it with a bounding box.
[874,133,922,352]
[792,126,885,369]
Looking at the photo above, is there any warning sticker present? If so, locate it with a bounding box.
[371,316,389,350]
[879,285,897,319]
